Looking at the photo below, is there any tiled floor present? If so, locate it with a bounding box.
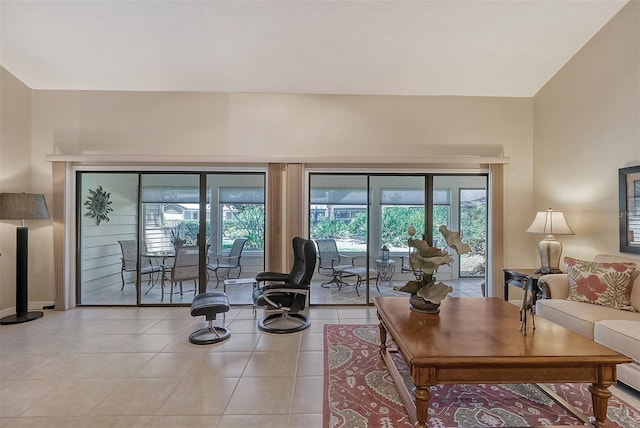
[1,305,638,428]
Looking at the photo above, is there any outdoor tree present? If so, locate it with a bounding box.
[223,204,265,250]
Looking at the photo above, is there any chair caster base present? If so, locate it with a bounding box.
[189,326,231,345]
[258,313,311,334]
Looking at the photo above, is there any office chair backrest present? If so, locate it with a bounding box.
[288,237,317,286]
[301,238,317,285]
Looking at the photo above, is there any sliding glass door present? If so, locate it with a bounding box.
[77,170,265,306]
[309,174,368,304]
[308,172,487,305]
[206,173,265,305]
[77,173,140,305]
[139,173,203,304]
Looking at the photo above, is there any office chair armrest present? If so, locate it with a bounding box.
[256,271,289,283]
[261,282,309,291]
[262,287,309,311]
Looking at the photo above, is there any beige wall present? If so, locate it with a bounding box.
[533,0,640,263]
[27,92,533,305]
[0,69,40,310]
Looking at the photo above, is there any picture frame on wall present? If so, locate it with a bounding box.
[619,165,640,254]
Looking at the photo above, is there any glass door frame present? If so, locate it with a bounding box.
[307,170,489,305]
[75,167,266,307]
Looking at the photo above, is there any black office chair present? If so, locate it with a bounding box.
[252,237,317,334]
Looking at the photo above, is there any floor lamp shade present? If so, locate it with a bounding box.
[526,209,574,274]
[0,193,50,325]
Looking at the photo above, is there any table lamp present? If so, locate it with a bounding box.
[0,193,50,324]
[526,208,574,274]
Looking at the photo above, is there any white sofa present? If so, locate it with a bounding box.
[536,254,640,391]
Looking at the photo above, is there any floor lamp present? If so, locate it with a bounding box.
[0,193,50,325]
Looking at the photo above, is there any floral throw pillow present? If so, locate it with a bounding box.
[565,257,636,312]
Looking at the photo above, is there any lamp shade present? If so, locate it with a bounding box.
[0,193,50,221]
[526,209,574,235]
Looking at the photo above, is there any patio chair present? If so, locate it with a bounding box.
[118,240,162,291]
[207,238,248,287]
[314,238,358,288]
[161,245,200,302]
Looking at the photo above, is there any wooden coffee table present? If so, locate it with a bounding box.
[373,296,632,428]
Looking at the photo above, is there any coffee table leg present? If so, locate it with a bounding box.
[414,385,431,428]
[377,317,387,357]
[589,382,612,428]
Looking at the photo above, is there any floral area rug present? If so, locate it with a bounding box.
[324,324,640,428]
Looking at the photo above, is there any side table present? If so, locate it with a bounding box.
[374,258,396,286]
[503,269,544,306]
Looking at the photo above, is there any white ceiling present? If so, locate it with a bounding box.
[0,1,629,97]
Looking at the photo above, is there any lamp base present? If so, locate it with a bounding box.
[537,234,564,274]
[0,311,43,325]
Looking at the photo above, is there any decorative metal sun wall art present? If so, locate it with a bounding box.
[84,185,113,225]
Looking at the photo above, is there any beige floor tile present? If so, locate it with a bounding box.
[186,352,251,377]
[75,307,173,320]
[25,353,156,380]
[91,379,180,416]
[300,332,325,351]
[209,333,260,352]
[0,380,58,417]
[160,336,213,353]
[0,333,82,354]
[243,351,299,377]
[254,332,302,352]
[229,308,258,320]
[307,319,340,333]
[68,319,162,335]
[156,377,238,415]
[296,351,324,377]
[225,377,295,415]
[289,413,323,428]
[218,414,289,427]
[146,415,223,427]
[226,318,261,334]
[20,379,120,417]
[143,319,196,334]
[0,353,57,380]
[308,307,339,320]
[71,334,175,353]
[152,308,196,320]
[1,416,151,428]
[338,318,377,325]
[291,376,324,414]
[337,307,378,320]
[137,353,207,378]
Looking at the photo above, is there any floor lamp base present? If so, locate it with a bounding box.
[0,311,44,325]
